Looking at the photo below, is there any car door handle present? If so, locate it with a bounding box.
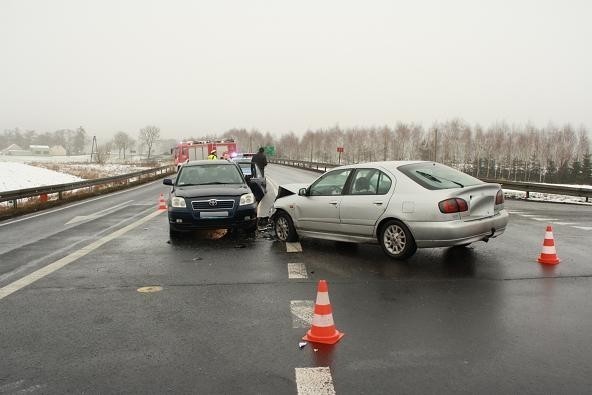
[373,201,383,205]
[329,201,339,206]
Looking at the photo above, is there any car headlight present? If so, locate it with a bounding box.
[239,193,255,206]
[171,196,186,208]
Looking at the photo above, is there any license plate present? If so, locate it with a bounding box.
[200,211,228,218]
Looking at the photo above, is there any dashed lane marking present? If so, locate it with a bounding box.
[553,222,577,226]
[288,263,308,279]
[531,218,558,222]
[295,367,336,395]
[573,226,592,231]
[286,242,303,253]
[291,300,314,328]
[0,208,164,301]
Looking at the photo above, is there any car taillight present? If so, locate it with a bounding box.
[438,198,468,214]
[495,189,504,205]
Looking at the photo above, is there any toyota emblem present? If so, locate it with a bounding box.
[208,199,218,206]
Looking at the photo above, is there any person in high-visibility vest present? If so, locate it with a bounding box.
[207,149,217,160]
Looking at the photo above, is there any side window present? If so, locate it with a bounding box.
[377,172,392,194]
[351,169,378,195]
[309,169,352,196]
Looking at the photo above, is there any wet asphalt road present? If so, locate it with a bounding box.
[1,165,591,394]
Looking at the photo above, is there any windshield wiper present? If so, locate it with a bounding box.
[416,171,464,188]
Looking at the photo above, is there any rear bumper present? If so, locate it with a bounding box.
[408,210,509,248]
[168,205,258,231]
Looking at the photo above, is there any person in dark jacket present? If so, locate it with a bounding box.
[251,147,268,177]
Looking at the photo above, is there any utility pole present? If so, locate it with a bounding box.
[433,128,438,162]
[90,135,98,162]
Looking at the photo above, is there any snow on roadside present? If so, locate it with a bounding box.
[35,163,152,178]
[0,162,84,192]
[504,188,591,205]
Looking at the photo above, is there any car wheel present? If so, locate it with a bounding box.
[379,220,417,259]
[274,211,298,242]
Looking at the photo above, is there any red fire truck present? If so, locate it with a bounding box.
[172,139,238,169]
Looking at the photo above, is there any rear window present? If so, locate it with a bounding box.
[398,162,482,190]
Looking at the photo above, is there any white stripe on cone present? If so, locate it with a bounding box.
[542,245,557,254]
[311,313,335,328]
[315,292,330,305]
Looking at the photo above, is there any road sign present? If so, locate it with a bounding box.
[264,146,276,156]
[337,147,344,153]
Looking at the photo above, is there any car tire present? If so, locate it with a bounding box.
[379,220,417,260]
[274,211,298,242]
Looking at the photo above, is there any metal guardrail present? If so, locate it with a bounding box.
[0,165,176,208]
[270,159,591,202]
[270,158,338,173]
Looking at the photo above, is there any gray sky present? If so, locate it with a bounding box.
[1,0,591,140]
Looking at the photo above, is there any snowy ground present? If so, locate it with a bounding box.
[0,161,152,192]
[0,162,84,192]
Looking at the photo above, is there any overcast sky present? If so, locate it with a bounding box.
[1,0,591,140]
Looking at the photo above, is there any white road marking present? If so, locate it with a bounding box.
[0,209,164,301]
[0,180,162,227]
[518,214,536,217]
[295,367,336,395]
[288,262,308,279]
[573,226,592,231]
[531,218,557,221]
[553,222,577,226]
[65,200,133,225]
[286,242,303,253]
[291,300,314,328]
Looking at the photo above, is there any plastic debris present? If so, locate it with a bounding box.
[298,342,307,349]
[314,349,319,352]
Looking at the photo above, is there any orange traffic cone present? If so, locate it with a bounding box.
[537,225,560,265]
[303,280,344,344]
[158,193,167,210]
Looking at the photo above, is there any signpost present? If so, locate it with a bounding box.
[337,147,344,164]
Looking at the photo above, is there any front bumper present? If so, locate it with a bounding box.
[168,204,258,231]
[406,210,510,248]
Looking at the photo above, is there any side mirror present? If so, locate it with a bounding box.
[163,178,174,186]
[245,175,253,182]
[298,188,308,196]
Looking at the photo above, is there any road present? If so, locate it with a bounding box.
[1,164,591,394]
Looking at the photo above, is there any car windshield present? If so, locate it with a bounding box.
[176,164,244,186]
[398,162,482,190]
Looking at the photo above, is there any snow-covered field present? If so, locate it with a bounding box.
[0,161,151,192]
[0,162,84,192]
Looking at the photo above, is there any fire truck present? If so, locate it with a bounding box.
[172,139,238,170]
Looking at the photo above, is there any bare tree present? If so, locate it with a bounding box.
[113,131,133,159]
[138,125,160,159]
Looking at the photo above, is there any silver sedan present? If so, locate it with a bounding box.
[270,161,509,259]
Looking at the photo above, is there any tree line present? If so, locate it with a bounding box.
[1,126,161,161]
[221,120,591,185]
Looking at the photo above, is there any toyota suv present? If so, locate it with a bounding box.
[163,160,258,237]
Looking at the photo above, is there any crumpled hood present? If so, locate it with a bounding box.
[174,184,250,198]
[276,183,309,199]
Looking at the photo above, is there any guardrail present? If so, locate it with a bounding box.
[0,165,176,209]
[270,159,591,202]
[270,158,338,173]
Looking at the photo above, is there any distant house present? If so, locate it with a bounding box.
[29,145,50,155]
[0,144,30,156]
[49,145,67,156]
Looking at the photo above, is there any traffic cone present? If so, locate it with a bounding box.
[537,225,560,265]
[303,280,344,345]
[158,193,167,210]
